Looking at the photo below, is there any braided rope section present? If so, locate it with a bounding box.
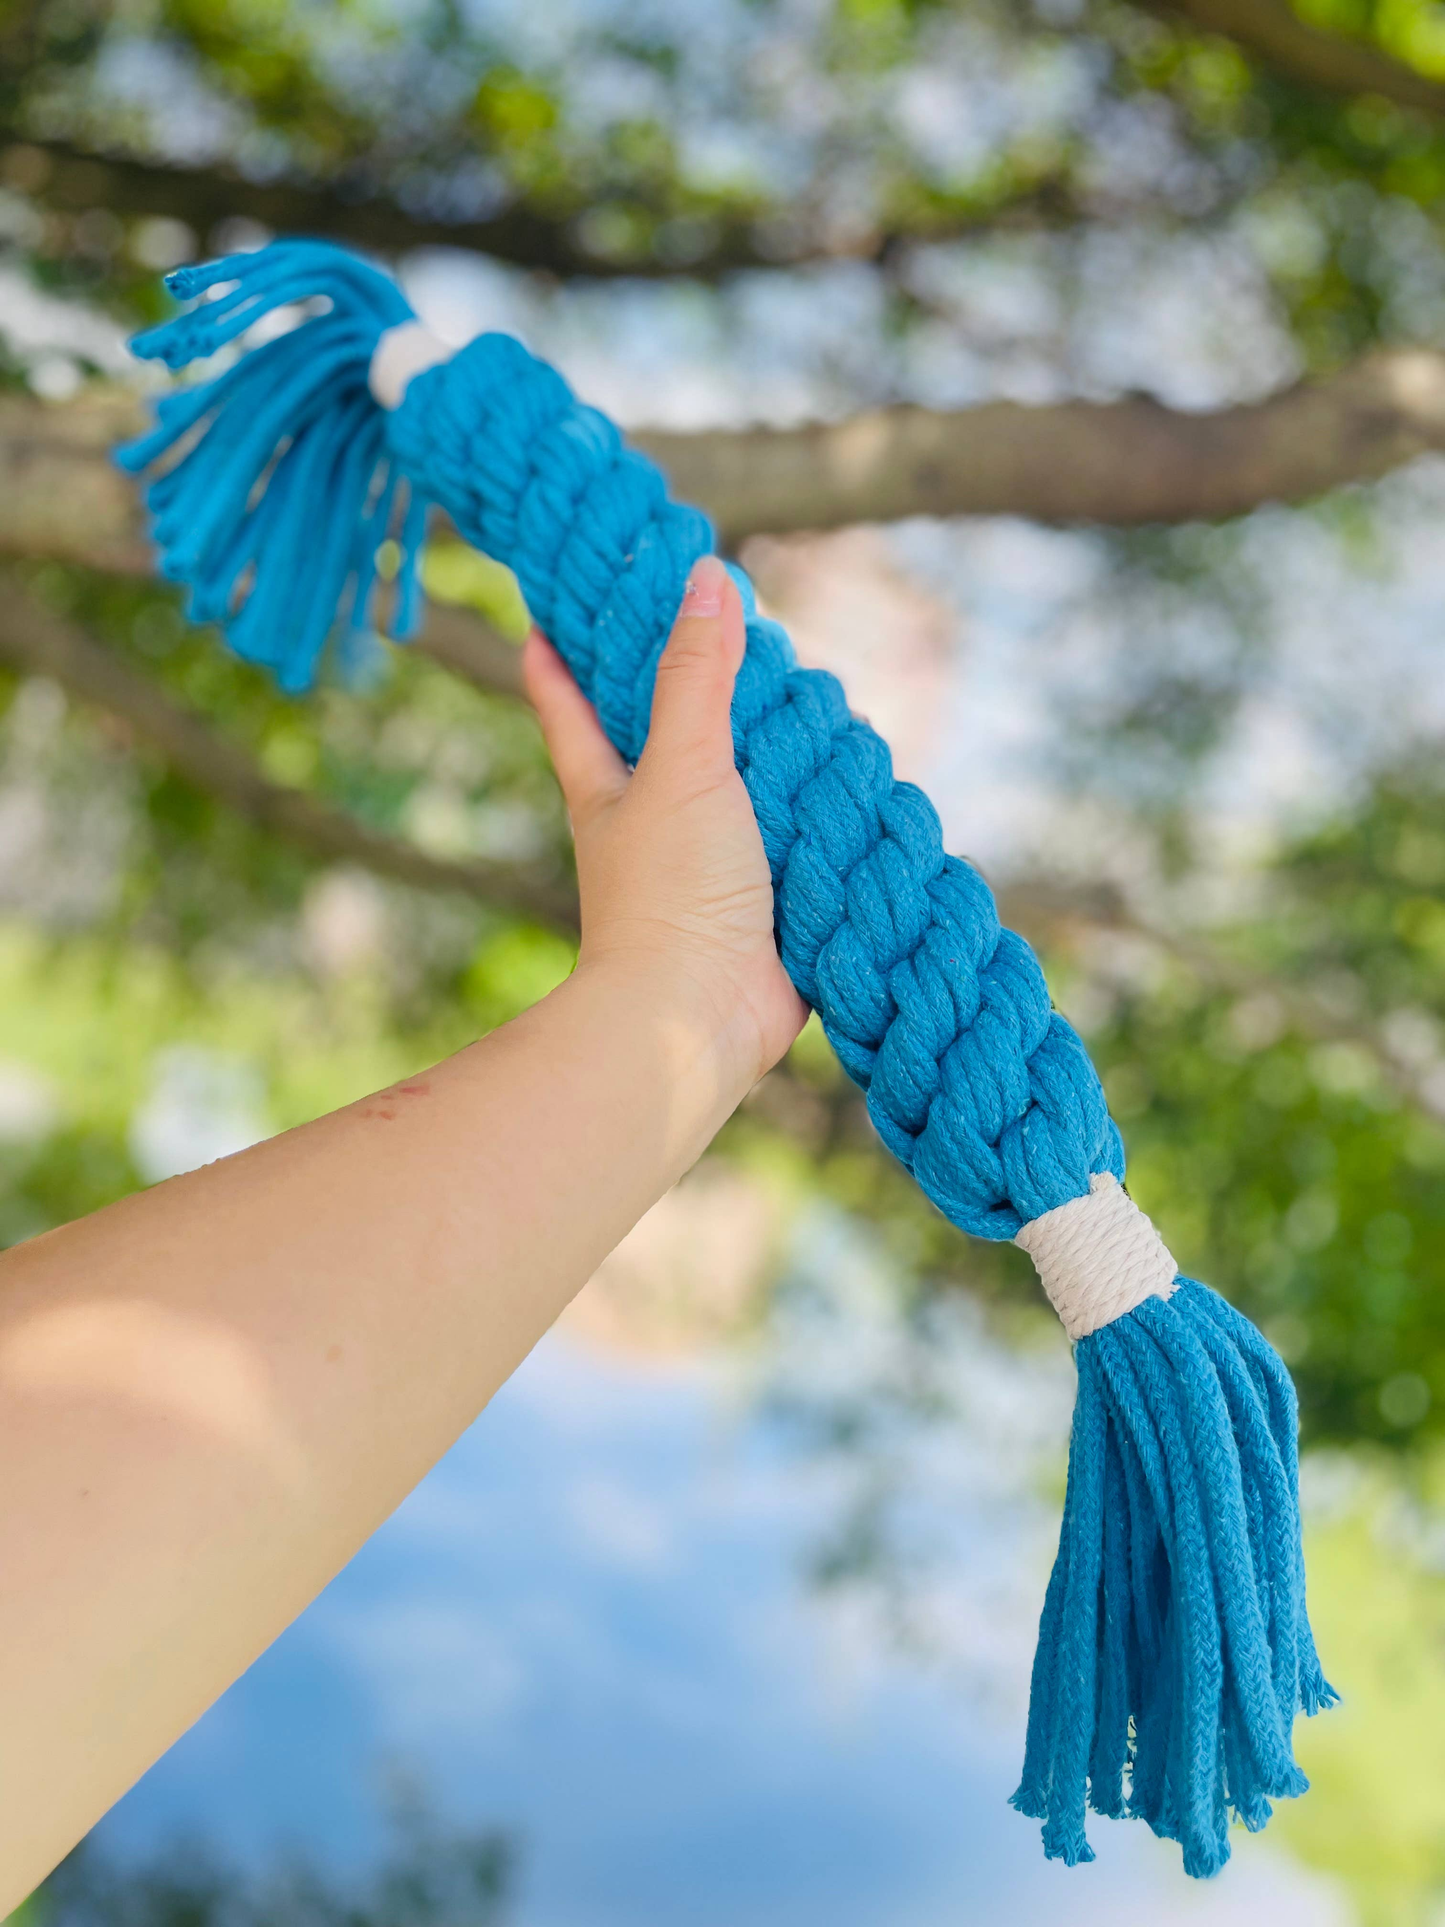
[387,336,1125,1239]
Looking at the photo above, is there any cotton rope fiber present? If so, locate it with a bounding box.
[117,239,1335,1878]
[1016,1173,1179,1341]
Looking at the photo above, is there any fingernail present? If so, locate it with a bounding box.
[679,555,727,619]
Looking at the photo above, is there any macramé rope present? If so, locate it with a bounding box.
[115,240,1335,1881]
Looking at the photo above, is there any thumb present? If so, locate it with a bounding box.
[643,555,745,781]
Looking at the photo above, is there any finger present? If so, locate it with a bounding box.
[522,627,627,824]
[643,555,745,781]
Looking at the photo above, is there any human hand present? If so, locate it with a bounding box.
[523,555,809,1099]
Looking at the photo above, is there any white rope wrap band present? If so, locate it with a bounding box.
[368,321,455,410]
[1015,1172,1178,1341]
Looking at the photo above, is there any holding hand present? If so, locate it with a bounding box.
[523,555,808,1098]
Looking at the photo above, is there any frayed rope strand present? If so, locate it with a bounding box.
[116,242,426,688]
[117,237,1335,1877]
[1013,1281,1333,1877]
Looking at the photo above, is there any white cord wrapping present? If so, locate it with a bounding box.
[368,321,455,410]
[1015,1172,1179,1341]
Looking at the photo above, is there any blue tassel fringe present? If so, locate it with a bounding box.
[1012,1279,1335,1876]
[115,242,425,691]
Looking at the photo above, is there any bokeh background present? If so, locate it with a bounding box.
[3,1,1445,1920]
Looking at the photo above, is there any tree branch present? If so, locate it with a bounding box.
[1134,0,1445,116]
[418,601,523,698]
[12,136,699,280]
[635,349,1445,540]
[0,576,576,931]
[10,135,1074,283]
[12,349,1445,593]
[0,391,149,576]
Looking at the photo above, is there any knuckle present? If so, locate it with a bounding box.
[657,634,724,690]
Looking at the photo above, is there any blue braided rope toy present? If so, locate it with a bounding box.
[116,239,1334,1877]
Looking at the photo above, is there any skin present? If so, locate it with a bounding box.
[0,555,807,1906]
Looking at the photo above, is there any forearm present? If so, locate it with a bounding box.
[0,959,745,1901]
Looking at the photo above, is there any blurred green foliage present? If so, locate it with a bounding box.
[23,1797,512,1927]
[1282,1457,1445,1927]
[8,4,1445,1915]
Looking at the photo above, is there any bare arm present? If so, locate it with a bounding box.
[0,557,806,1904]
